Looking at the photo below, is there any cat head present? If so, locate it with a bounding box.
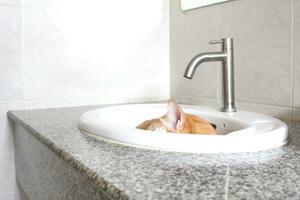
[160,100,217,134]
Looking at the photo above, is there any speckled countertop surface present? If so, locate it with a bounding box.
[7,105,300,200]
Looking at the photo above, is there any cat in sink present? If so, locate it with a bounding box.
[136,100,217,135]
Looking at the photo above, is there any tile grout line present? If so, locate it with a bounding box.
[216,4,221,108]
[0,3,20,7]
[168,0,171,100]
[291,0,295,120]
[21,2,26,110]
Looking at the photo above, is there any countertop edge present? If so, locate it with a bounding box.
[7,111,130,200]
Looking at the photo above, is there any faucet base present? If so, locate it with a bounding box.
[219,107,237,113]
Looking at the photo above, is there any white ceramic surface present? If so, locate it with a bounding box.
[78,104,288,153]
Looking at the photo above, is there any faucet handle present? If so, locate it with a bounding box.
[209,40,223,45]
[209,38,233,49]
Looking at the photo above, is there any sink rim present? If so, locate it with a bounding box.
[78,103,289,153]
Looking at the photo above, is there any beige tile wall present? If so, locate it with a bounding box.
[170,1,219,100]
[170,0,300,120]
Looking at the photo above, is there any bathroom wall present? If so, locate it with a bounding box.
[170,0,300,120]
[0,0,169,199]
[2,0,300,198]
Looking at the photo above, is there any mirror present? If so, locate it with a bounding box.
[181,0,231,11]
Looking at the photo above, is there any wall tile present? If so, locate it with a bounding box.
[293,108,300,121]
[236,101,292,120]
[0,101,25,197]
[0,185,28,200]
[170,0,219,99]
[0,7,22,101]
[219,0,292,107]
[21,0,165,9]
[21,0,112,7]
[22,94,168,110]
[23,7,75,100]
[174,94,292,119]
[0,0,20,6]
[172,94,219,108]
[293,0,300,108]
[23,2,169,101]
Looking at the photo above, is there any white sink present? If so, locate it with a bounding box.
[78,104,288,153]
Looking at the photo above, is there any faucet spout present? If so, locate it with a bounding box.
[183,38,236,113]
[184,52,227,79]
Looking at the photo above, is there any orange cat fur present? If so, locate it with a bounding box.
[136,100,217,135]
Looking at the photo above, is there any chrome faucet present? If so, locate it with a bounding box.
[184,38,236,112]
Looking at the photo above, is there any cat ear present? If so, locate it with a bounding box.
[166,100,185,130]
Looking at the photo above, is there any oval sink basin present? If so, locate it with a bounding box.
[78,104,288,153]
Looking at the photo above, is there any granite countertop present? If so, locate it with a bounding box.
[7,105,300,200]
